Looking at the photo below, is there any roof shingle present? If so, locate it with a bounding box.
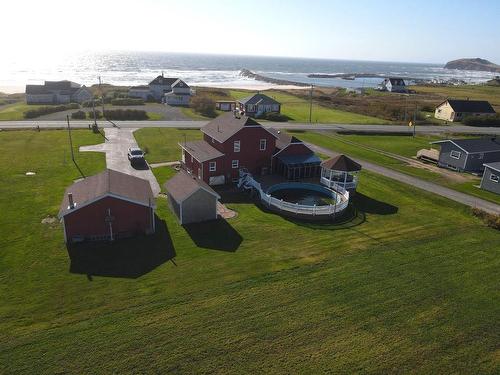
[180,140,224,162]
[59,169,154,218]
[201,112,263,143]
[164,171,220,202]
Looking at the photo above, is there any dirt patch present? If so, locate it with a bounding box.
[41,216,57,224]
[217,202,238,219]
[406,158,474,183]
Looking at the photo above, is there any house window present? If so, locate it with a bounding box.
[450,150,461,159]
[490,173,499,183]
[234,140,240,152]
[209,161,216,172]
[259,139,267,151]
[247,104,255,112]
[232,160,239,169]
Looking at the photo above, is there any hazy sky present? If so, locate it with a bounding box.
[3,0,500,63]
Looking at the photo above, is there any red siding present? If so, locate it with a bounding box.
[275,143,313,157]
[182,148,224,183]
[63,196,153,242]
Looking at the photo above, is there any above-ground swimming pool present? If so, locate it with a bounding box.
[268,184,337,206]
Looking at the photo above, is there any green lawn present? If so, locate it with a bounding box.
[293,131,500,205]
[134,128,201,163]
[228,89,390,124]
[0,102,48,120]
[1,130,499,373]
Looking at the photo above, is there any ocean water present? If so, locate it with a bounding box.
[0,51,496,93]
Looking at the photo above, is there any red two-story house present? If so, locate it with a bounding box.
[180,112,278,185]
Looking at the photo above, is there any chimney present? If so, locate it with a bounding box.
[68,193,75,209]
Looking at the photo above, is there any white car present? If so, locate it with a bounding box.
[127,147,145,163]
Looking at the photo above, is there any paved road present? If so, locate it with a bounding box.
[307,143,500,215]
[80,128,161,196]
[1,120,500,135]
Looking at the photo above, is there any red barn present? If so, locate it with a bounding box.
[58,169,156,243]
[180,112,278,185]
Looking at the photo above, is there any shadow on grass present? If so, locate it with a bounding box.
[67,216,175,279]
[184,219,242,252]
[351,193,398,215]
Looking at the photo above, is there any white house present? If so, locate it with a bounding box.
[380,78,407,93]
[25,81,93,104]
[128,74,192,105]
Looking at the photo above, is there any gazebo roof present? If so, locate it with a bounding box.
[321,154,362,172]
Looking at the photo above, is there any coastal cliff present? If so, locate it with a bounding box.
[444,58,500,73]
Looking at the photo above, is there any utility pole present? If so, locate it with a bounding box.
[413,103,417,137]
[98,76,105,119]
[66,115,75,161]
[309,85,314,123]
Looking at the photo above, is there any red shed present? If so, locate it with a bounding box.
[58,169,156,243]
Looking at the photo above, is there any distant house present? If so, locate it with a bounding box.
[431,138,500,172]
[129,74,192,105]
[215,100,236,111]
[164,170,220,224]
[164,79,191,106]
[380,78,407,93]
[480,162,500,194]
[269,128,321,179]
[25,81,92,104]
[58,169,156,243]
[128,85,152,101]
[237,93,281,117]
[434,99,496,122]
[180,112,278,185]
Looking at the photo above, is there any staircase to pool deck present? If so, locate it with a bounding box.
[238,170,350,217]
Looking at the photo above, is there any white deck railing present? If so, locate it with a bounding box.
[320,176,358,190]
[238,171,349,216]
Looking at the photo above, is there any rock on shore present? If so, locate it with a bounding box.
[444,58,500,73]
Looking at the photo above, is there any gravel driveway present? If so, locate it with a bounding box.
[80,128,161,196]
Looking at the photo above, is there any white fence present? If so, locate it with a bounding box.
[238,172,349,217]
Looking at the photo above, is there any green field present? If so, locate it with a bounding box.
[229,89,390,124]
[293,131,500,205]
[0,102,47,120]
[1,129,499,373]
[134,128,201,163]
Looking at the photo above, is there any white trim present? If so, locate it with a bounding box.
[490,173,499,183]
[62,218,68,243]
[209,161,216,172]
[484,163,500,173]
[450,150,461,159]
[234,140,241,152]
[179,201,184,224]
[59,192,155,219]
[232,160,239,169]
[431,140,500,155]
[259,139,267,151]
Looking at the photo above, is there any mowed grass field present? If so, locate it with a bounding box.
[293,131,500,205]
[1,130,499,373]
[228,89,389,124]
[0,102,47,120]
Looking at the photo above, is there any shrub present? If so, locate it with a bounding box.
[472,208,500,230]
[110,98,145,106]
[82,99,101,108]
[191,95,216,117]
[261,112,288,122]
[71,110,86,119]
[103,109,148,120]
[24,103,80,119]
[463,115,500,127]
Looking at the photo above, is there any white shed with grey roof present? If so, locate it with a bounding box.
[164,171,220,224]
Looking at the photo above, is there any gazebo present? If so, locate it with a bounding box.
[320,154,362,191]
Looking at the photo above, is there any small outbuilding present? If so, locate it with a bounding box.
[320,154,362,191]
[165,171,220,224]
[480,162,500,195]
[380,78,407,93]
[58,169,156,243]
